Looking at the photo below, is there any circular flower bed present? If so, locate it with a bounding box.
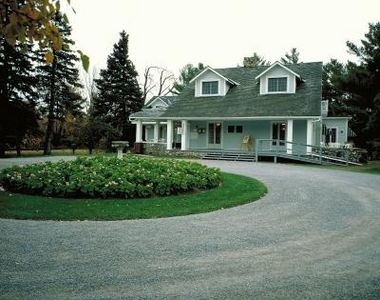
[0,156,222,199]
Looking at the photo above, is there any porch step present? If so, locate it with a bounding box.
[201,152,256,162]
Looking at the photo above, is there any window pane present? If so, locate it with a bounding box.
[268,77,287,92]
[202,81,218,94]
[278,78,287,91]
[236,125,243,133]
[228,125,235,133]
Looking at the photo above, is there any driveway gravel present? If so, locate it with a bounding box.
[0,158,379,299]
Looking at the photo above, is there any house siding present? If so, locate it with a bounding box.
[323,118,348,144]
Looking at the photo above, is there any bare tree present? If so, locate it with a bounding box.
[141,66,175,102]
[82,66,99,113]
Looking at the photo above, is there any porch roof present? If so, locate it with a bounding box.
[131,62,322,119]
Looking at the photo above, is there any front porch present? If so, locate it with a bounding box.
[133,118,320,155]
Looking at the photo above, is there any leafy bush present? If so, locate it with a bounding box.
[0,156,222,199]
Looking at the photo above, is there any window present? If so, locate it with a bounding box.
[327,128,337,143]
[227,125,243,133]
[268,77,287,92]
[202,81,219,95]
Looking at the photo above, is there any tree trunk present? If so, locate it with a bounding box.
[43,54,56,155]
[16,143,21,157]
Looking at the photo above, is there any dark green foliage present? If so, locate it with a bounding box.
[0,1,39,157]
[172,63,205,94]
[36,13,84,155]
[75,116,119,154]
[243,52,269,68]
[94,31,143,145]
[0,156,222,198]
[322,22,380,147]
[281,48,301,64]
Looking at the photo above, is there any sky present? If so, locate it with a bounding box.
[63,0,380,90]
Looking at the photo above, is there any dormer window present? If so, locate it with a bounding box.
[202,81,219,95]
[268,77,288,93]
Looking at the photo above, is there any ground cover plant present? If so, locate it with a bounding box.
[0,156,222,198]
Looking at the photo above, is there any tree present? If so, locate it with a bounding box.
[281,48,301,64]
[94,30,143,145]
[172,63,204,94]
[0,1,39,157]
[322,22,380,147]
[322,59,350,116]
[142,66,175,102]
[36,13,84,155]
[243,52,269,68]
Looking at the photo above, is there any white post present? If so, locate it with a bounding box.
[286,120,293,154]
[136,120,143,143]
[153,121,159,143]
[181,120,189,151]
[306,119,313,154]
[166,120,173,150]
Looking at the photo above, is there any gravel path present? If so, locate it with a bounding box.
[0,158,379,299]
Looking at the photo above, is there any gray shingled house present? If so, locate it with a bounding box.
[130,61,350,160]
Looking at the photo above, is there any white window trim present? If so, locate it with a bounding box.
[200,79,222,97]
[266,75,290,94]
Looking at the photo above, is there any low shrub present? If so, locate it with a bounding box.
[0,156,222,199]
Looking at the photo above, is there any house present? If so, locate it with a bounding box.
[130,61,350,158]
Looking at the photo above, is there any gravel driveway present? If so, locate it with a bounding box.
[0,158,379,299]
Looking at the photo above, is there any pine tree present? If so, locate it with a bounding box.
[281,48,301,64]
[243,52,269,68]
[36,13,84,155]
[172,63,204,95]
[0,1,39,157]
[94,31,143,144]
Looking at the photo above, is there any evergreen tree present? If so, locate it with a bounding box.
[281,48,301,64]
[172,63,204,95]
[0,1,39,157]
[243,52,269,68]
[94,31,143,144]
[322,22,380,148]
[36,13,84,155]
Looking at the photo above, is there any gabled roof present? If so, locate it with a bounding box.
[131,62,322,119]
[145,95,176,107]
[189,66,240,86]
[254,61,301,80]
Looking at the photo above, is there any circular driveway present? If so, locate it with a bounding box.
[0,158,379,299]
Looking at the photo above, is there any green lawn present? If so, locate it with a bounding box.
[0,173,266,221]
[310,160,380,175]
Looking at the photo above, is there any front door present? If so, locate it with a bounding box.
[272,122,286,149]
[208,122,222,148]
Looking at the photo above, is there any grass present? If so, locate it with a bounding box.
[0,173,267,221]
[308,160,380,175]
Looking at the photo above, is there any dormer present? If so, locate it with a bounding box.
[190,67,239,97]
[255,61,302,95]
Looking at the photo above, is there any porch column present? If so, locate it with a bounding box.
[153,121,159,143]
[286,119,293,154]
[181,120,189,150]
[166,120,173,150]
[136,120,143,143]
[306,119,313,154]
